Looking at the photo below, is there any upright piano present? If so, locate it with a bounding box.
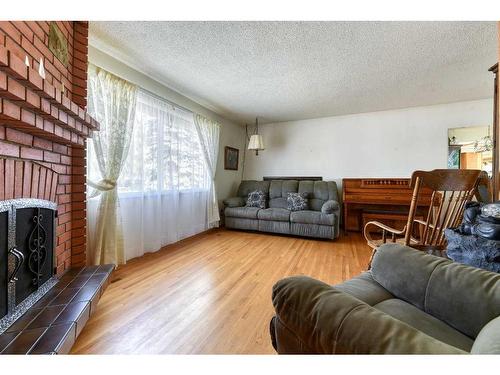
[342,178,434,232]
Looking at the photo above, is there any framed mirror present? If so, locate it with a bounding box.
[448,125,494,202]
[448,126,493,175]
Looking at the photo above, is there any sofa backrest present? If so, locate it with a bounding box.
[237,180,271,198]
[237,179,339,211]
[371,243,500,339]
[269,180,300,209]
[298,180,339,211]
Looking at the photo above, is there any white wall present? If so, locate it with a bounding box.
[243,99,493,193]
[88,45,245,203]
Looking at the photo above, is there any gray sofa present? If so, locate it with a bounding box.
[270,243,500,354]
[223,179,340,240]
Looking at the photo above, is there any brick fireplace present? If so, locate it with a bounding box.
[0,21,97,275]
[0,21,113,354]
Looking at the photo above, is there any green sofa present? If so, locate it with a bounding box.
[270,243,500,354]
[223,179,340,240]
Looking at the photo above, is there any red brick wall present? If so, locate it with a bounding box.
[0,21,88,107]
[0,158,59,202]
[0,21,90,275]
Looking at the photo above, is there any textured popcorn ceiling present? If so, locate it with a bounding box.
[90,21,497,124]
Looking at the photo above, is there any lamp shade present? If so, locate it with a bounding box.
[248,134,265,151]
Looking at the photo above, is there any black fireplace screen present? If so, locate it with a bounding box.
[0,211,7,320]
[14,207,55,305]
[0,199,57,330]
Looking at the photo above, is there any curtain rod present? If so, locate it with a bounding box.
[92,63,209,119]
[138,87,196,116]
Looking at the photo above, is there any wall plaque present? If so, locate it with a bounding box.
[48,22,69,67]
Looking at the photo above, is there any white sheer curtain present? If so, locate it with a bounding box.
[194,114,221,227]
[86,65,138,266]
[88,89,211,262]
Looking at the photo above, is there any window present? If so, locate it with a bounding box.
[87,87,211,261]
[88,89,210,196]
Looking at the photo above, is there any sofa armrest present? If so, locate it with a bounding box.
[321,200,339,214]
[471,316,500,354]
[223,197,245,208]
[271,276,465,354]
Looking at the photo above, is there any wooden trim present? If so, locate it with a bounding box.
[495,21,500,199]
[263,176,323,181]
[492,61,499,199]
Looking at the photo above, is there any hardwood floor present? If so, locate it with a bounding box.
[71,229,371,354]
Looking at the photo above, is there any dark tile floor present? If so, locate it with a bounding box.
[0,264,113,354]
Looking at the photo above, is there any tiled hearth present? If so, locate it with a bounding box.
[0,265,112,354]
[0,22,110,354]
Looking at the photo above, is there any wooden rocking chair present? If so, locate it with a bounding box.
[364,169,482,266]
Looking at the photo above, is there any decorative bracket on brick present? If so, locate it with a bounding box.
[0,45,98,147]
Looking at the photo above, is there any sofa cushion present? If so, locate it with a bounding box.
[269,197,288,209]
[246,190,267,208]
[298,181,339,211]
[272,276,465,354]
[287,192,308,211]
[335,271,393,306]
[372,244,500,339]
[371,243,449,311]
[425,260,500,339]
[290,210,334,226]
[225,206,261,219]
[257,208,291,222]
[313,181,330,201]
[269,180,299,198]
[269,180,283,199]
[373,299,474,352]
[297,180,314,197]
